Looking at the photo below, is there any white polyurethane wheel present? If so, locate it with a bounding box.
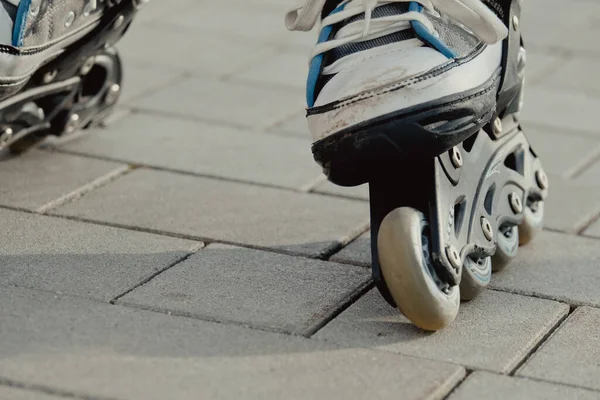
[460,256,492,301]
[519,200,545,246]
[378,207,460,332]
[492,225,519,272]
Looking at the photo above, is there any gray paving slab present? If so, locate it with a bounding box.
[521,86,600,138]
[230,50,309,90]
[330,233,371,267]
[522,0,600,56]
[577,158,600,186]
[525,126,600,178]
[0,286,465,400]
[0,386,66,400]
[492,231,600,307]
[314,289,568,373]
[449,372,600,400]
[61,114,322,190]
[130,0,196,24]
[313,181,370,201]
[117,23,277,76]
[119,61,185,102]
[132,76,303,131]
[268,113,310,139]
[538,57,600,97]
[518,307,600,391]
[119,244,370,335]
[0,150,123,210]
[0,208,198,301]
[525,50,563,83]
[54,169,370,257]
[584,220,600,238]
[152,2,318,51]
[542,174,600,234]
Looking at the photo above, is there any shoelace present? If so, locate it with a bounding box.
[286,0,508,62]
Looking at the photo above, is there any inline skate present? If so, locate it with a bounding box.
[0,0,144,154]
[287,0,548,330]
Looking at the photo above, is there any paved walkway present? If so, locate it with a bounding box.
[1,0,600,399]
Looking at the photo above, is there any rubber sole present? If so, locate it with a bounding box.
[311,73,500,187]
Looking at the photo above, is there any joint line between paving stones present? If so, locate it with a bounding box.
[116,300,309,338]
[308,189,369,203]
[318,219,370,260]
[127,105,295,134]
[35,165,136,214]
[507,305,575,376]
[576,206,600,236]
[48,148,368,202]
[299,174,327,193]
[441,369,473,400]
[39,210,370,264]
[2,281,311,341]
[0,376,115,400]
[565,145,600,180]
[488,286,600,310]
[322,221,370,262]
[302,278,374,337]
[124,71,192,103]
[510,374,600,394]
[523,120,600,141]
[526,44,600,62]
[110,242,205,304]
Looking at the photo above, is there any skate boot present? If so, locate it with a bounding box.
[287,0,548,331]
[0,0,145,154]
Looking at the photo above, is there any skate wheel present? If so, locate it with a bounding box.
[519,200,544,246]
[460,256,492,301]
[492,225,519,272]
[378,207,460,331]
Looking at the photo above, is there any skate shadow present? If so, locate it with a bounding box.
[0,245,376,361]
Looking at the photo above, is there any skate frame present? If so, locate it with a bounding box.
[370,115,547,306]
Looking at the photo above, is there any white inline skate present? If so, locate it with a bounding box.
[287,0,548,330]
[0,0,145,154]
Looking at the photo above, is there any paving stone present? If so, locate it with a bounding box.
[0,151,123,210]
[522,0,600,55]
[268,113,310,138]
[0,286,465,400]
[54,169,370,257]
[521,86,600,138]
[584,219,600,238]
[0,208,198,301]
[518,307,600,391]
[131,0,196,24]
[542,174,600,233]
[119,61,185,102]
[61,114,321,189]
[577,158,600,186]
[538,57,600,97]
[132,77,303,130]
[153,2,318,51]
[526,126,600,178]
[525,50,564,83]
[330,233,371,267]
[314,289,568,373]
[118,23,276,76]
[231,51,309,89]
[313,181,370,201]
[492,231,600,307]
[120,244,370,335]
[0,386,65,400]
[449,372,600,400]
